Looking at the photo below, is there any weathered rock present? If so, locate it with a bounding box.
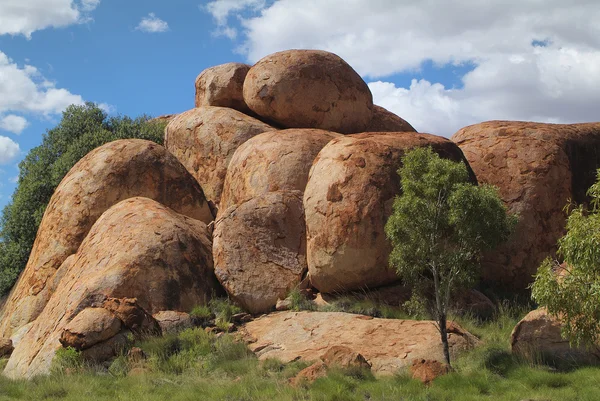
[243,311,478,375]
[80,332,129,363]
[214,191,306,314]
[289,361,327,386]
[243,50,373,134]
[0,140,213,339]
[452,121,600,290]
[410,359,449,384]
[365,105,416,133]
[164,106,274,205]
[59,308,122,350]
[305,132,475,293]
[103,298,160,335]
[0,338,13,358]
[510,309,600,366]
[321,345,371,370]
[220,129,341,210]
[3,198,220,378]
[275,298,292,312]
[153,310,194,335]
[149,114,177,124]
[451,289,496,320]
[195,63,251,113]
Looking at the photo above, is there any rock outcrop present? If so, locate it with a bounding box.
[164,106,274,205]
[243,50,374,134]
[243,311,478,375]
[153,311,194,335]
[3,197,220,378]
[0,140,212,340]
[452,121,600,290]
[366,105,416,133]
[220,129,341,210]
[510,308,600,366]
[59,308,122,351]
[304,132,475,293]
[195,63,251,113]
[213,191,306,314]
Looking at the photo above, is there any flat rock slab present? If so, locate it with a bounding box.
[242,311,478,375]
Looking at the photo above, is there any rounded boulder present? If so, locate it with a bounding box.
[213,191,306,314]
[0,139,213,339]
[243,50,373,134]
[220,129,341,210]
[165,106,274,205]
[195,63,251,113]
[304,132,475,293]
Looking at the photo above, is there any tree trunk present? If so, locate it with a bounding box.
[439,312,451,367]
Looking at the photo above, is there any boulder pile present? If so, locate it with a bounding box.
[2,48,600,378]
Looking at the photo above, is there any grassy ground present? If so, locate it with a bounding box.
[1,299,600,401]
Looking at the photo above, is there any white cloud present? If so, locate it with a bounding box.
[9,176,18,184]
[0,0,100,38]
[0,52,84,117]
[136,13,169,33]
[208,0,600,136]
[204,0,266,39]
[0,115,29,135]
[0,137,20,165]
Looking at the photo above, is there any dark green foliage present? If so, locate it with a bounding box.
[385,147,515,365]
[0,103,166,295]
[532,168,600,348]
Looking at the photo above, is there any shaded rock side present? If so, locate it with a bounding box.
[59,308,122,350]
[195,63,251,113]
[243,49,373,134]
[164,106,274,205]
[153,311,194,335]
[213,191,306,314]
[220,129,341,210]
[365,105,416,133]
[304,132,475,293]
[510,308,600,366]
[242,311,478,375]
[452,121,600,290]
[3,197,220,379]
[0,139,213,339]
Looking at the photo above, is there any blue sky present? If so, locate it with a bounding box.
[0,0,599,210]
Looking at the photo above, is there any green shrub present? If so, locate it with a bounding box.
[51,346,83,374]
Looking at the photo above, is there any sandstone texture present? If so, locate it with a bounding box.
[452,121,600,290]
[220,129,341,210]
[165,106,274,205]
[0,339,12,358]
[366,105,416,133]
[243,50,373,134]
[0,140,212,340]
[321,345,371,370]
[510,309,600,366]
[213,191,306,314]
[243,311,478,375]
[3,197,220,378]
[410,359,449,384]
[195,63,251,113]
[59,308,122,350]
[305,132,475,293]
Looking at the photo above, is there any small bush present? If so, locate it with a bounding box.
[51,346,83,374]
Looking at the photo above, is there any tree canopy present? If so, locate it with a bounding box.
[532,170,600,347]
[0,103,166,295]
[385,146,514,365]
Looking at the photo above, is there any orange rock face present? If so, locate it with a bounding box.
[0,140,213,339]
[220,129,341,210]
[510,308,600,366]
[365,105,416,133]
[243,311,478,375]
[243,50,374,134]
[304,132,475,293]
[213,191,306,314]
[59,308,122,350]
[452,121,600,290]
[164,106,274,205]
[410,359,449,384]
[195,63,251,113]
[3,197,220,378]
